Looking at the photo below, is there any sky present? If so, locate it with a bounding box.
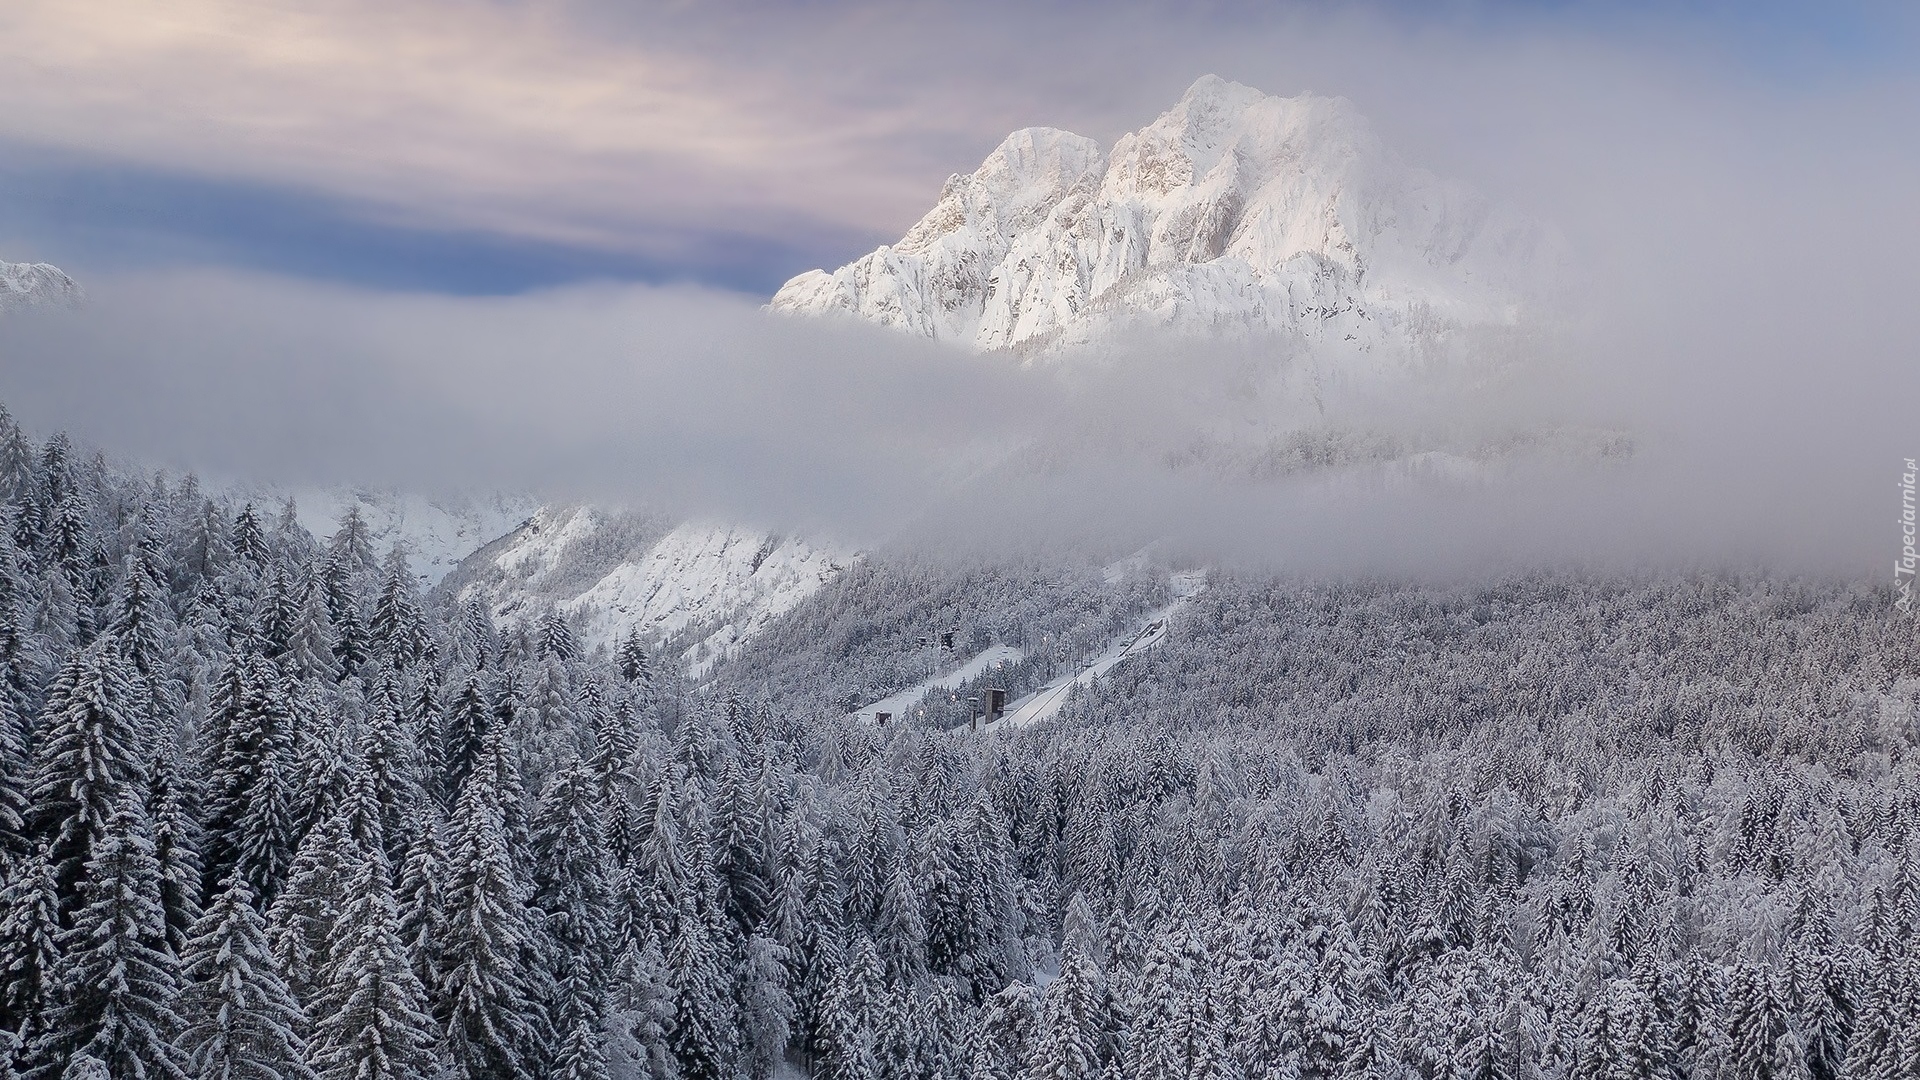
[0,0,1915,576]
[1,0,1913,295]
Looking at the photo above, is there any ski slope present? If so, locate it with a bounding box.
[848,644,1026,724]
[994,569,1206,730]
[844,560,1204,731]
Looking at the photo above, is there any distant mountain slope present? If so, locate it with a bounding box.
[772,75,1557,357]
[0,259,82,310]
[294,488,540,585]
[438,506,852,671]
[212,483,540,586]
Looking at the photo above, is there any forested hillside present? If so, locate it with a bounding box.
[714,555,1167,721]
[0,402,1916,1080]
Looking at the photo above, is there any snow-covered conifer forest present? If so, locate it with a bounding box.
[0,395,1917,1080]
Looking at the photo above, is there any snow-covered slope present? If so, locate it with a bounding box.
[567,523,851,677]
[772,75,1556,358]
[0,259,82,310]
[290,488,540,585]
[442,506,853,673]
[218,484,539,586]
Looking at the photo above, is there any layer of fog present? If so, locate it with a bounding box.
[0,240,1907,582]
[0,273,1057,537]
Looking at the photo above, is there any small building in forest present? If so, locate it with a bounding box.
[982,687,1007,723]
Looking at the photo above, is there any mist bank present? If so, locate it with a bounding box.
[0,258,1906,585]
[0,272,1052,538]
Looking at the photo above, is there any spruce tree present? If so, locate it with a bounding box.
[1842,912,1907,1080]
[530,762,613,1031]
[367,552,427,670]
[109,552,173,720]
[876,858,929,987]
[740,932,794,1080]
[973,983,1042,1080]
[58,1052,108,1079]
[554,1014,612,1080]
[0,412,34,504]
[406,679,445,806]
[0,595,43,737]
[438,739,547,1078]
[0,849,60,1051]
[258,567,299,660]
[1786,894,1852,1080]
[306,846,436,1080]
[819,936,883,1080]
[715,760,772,937]
[523,655,580,779]
[230,507,269,570]
[604,934,675,1080]
[441,677,488,806]
[1124,929,1209,1080]
[538,614,577,662]
[36,434,71,520]
[28,569,78,660]
[666,902,737,1080]
[74,540,115,653]
[358,673,424,862]
[265,810,354,1008]
[201,658,297,905]
[178,875,316,1080]
[27,637,147,918]
[270,499,312,564]
[459,600,496,669]
[145,761,204,962]
[1726,963,1805,1080]
[38,797,188,1080]
[316,551,365,676]
[45,496,88,594]
[1610,974,1676,1080]
[1032,944,1107,1080]
[616,632,651,688]
[927,795,1021,998]
[282,581,340,684]
[592,695,638,790]
[0,692,29,862]
[394,819,447,1008]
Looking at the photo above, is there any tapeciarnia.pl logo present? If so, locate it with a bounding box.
[1900,458,1917,613]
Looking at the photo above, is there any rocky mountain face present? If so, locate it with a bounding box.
[772,75,1556,357]
[0,259,82,310]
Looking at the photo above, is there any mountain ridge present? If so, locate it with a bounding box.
[772,75,1559,358]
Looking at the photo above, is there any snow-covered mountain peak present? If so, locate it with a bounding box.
[772,75,1559,359]
[900,127,1104,255]
[1115,74,1308,191]
[0,259,82,310]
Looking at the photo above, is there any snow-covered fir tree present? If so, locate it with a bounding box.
[306,844,436,1080]
[178,874,315,1080]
